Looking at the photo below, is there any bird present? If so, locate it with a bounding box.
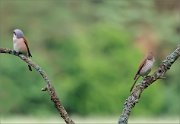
[130,52,155,92]
[13,29,32,71]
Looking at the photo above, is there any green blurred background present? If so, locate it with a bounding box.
[0,0,180,123]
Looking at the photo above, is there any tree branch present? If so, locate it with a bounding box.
[118,44,180,124]
[0,48,75,124]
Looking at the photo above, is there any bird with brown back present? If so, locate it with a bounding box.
[130,52,155,92]
[13,29,32,71]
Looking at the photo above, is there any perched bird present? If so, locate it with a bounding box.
[13,29,32,71]
[130,52,155,92]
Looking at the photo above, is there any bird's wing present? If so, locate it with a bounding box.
[134,58,146,80]
[23,37,32,57]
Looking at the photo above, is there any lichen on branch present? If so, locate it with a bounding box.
[118,44,180,124]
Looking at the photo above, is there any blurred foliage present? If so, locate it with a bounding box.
[0,0,180,118]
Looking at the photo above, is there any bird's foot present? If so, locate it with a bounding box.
[18,52,23,55]
[13,50,23,56]
[12,50,18,55]
[144,75,151,79]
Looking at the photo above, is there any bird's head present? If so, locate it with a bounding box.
[13,29,24,40]
[147,52,154,60]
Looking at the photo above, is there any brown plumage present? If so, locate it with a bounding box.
[24,38,32,57]
[130,52,155,92]
[23,38,32,71]
[13,29,32,71]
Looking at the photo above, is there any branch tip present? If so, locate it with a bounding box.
[0,48,75,124]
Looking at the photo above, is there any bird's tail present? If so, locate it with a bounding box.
[134,73,139,80]
[28,65,32,71]
[130,75,140,92]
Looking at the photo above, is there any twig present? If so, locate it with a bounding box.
[0,48,75,124]
[118,44,180,124]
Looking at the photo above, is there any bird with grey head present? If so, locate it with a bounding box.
[13,29,32,71]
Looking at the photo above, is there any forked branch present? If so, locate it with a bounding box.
[0,48,75,124]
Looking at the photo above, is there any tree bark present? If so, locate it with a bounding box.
[0,48,75,124]
[118,44,180,124]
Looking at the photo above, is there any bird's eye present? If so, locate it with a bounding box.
[13,32,16,35]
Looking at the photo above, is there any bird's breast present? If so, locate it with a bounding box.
[13,38,28,55]
[139,60,154,76]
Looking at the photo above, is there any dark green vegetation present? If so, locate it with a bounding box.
[0,0,179,118]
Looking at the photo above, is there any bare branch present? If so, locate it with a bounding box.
[118,44,180,124]
[0,48,75,124]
